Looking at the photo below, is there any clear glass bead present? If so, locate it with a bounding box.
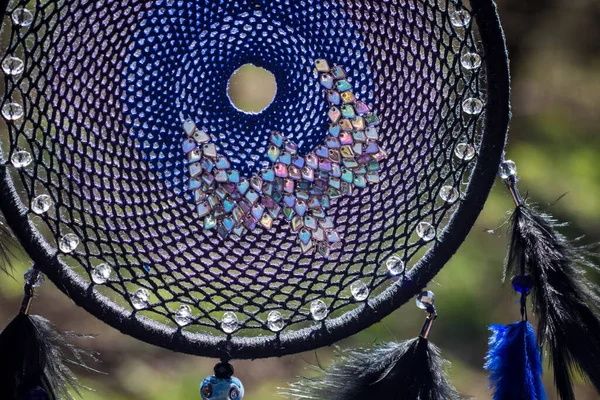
[416,290,435,309]
[416,222,436,242]
[58,233,79,253]
[499,160,517,179]
[12,8,34,27]
[462,97,484,115]
[91,263,112,285]
[175,305,192,326]
[10,150,32,168]
[350,280,369,301]
[450,9,471,27]
[2,102,23,121]
[2,56,24,75]
[221,311,239,333]
[454,143,476,161]
[267,311,284,332]
[132,288,150,310]
[385,255,405,276]
[461,52,482,70]
[31,194,52,214]
[310,299,328,321]
[24,268,44,287]
[440,185,459,203]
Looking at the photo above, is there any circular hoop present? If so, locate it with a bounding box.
[0,0,509,359]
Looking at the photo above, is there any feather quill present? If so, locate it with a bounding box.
[283,338,459,400]
[485,321,546,400]
[506,204,600,399]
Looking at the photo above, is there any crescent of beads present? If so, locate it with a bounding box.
[181,59,387,257]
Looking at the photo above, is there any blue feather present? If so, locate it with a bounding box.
[485,321,547,400]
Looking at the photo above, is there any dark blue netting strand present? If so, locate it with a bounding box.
[0,0,508,358]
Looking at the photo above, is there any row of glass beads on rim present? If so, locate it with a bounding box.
[129,278,426,334]
[84,251,428,333]
[25,262,436,335]
[0,5,33,119]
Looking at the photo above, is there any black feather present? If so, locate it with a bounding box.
[283,338,459,400]
[0,220,19,275]
[0,313,98,400]
[506,205,600,400]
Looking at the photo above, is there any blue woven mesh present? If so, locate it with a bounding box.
[126,1,375,181]
[0,0,489,354]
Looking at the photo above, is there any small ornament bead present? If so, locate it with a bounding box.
[175,304,193,326]
[59,233,79,253]
[499,160,517,180]
[183,119,196,135]
[24,268,44,287]
[31,194,52,214]
[350,280,369,301]
[320,74,334,89]
[310,299,328,321]
[385,255,405,275]
[335,80,352,92]
[221,311,239,333]
[416,290,435,310]
[2,56,24,75]
[267,310,284,332]
[131,288,150,310]
[450,9,471,27]
[314,59,330,72]
[11,150,32,168]
[454,143,476,161]
[2,102,24,121]
[331,66,347,79]
[461,52,482,70]
[416,222,436,242]
[91,263,112,284]
[462,97,484,115]
[512,275,534,294]
[439,185,459,204]
[12,8,34,27]
[200,374,244,400]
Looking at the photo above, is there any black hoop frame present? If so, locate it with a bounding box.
[0,0,509,360]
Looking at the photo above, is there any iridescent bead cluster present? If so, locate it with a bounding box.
[181,60,388,257]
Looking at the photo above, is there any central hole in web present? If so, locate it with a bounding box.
[227,64,277,114]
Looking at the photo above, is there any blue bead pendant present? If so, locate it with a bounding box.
[201,363,245,400]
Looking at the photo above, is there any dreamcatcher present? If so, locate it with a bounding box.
[0,0,598,399]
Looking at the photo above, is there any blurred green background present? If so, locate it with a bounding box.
[1,0,600,398]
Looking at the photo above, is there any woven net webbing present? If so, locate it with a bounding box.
[0,0,508,359]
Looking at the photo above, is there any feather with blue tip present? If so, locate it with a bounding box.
[485,321,546,400]
[507,205,600,399]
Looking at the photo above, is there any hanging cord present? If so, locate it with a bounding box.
[19,266,42,315]
[419,303,437,340]
[504,172,523,209]
[517,253,529,322]
[502,163,532,322]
